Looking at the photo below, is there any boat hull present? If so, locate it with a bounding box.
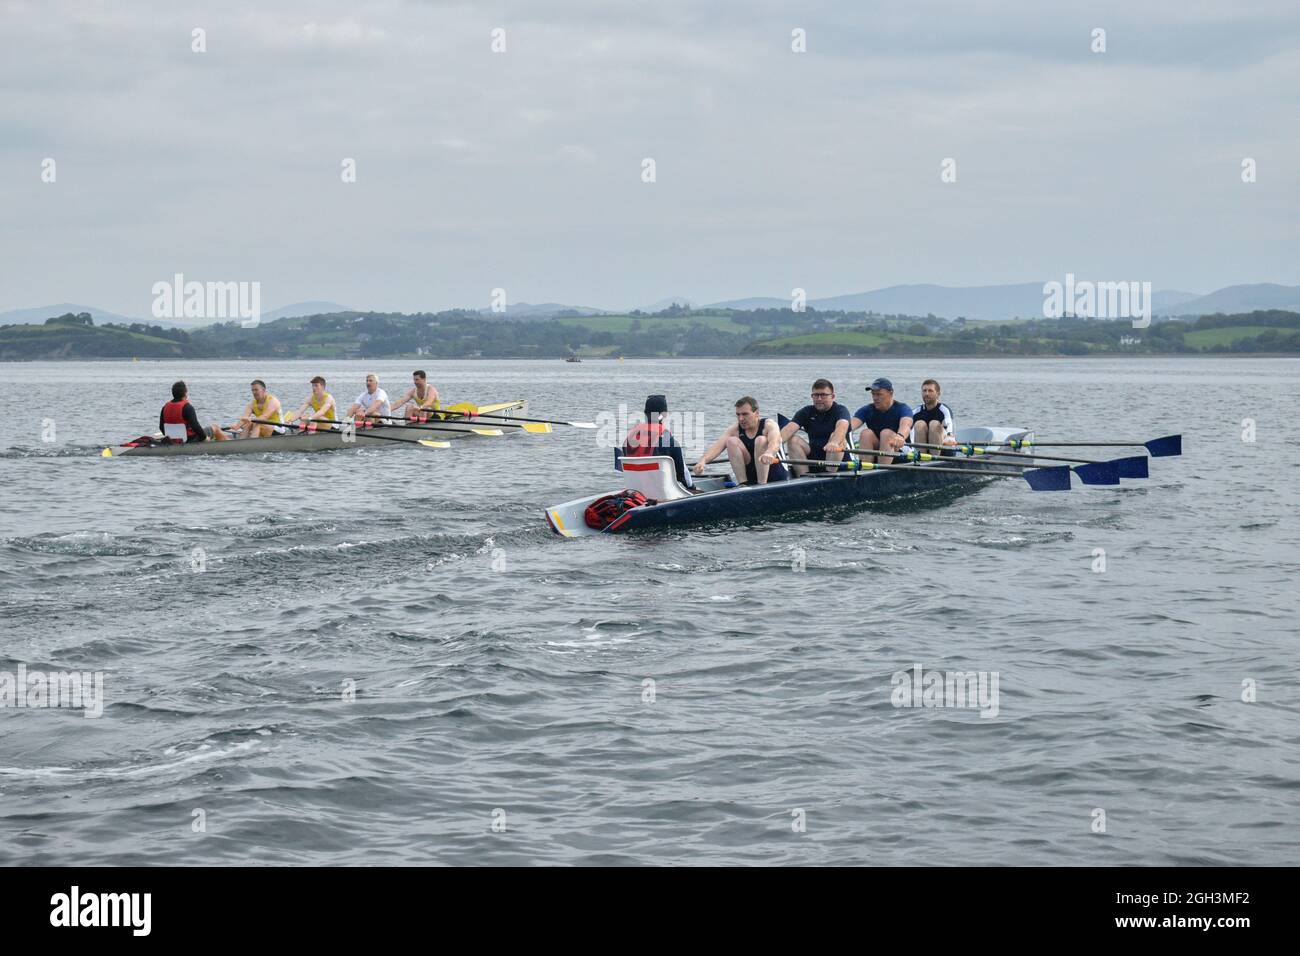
[115,401,527,457]
[546,426,1034,536]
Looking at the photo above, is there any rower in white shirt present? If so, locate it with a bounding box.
[344,373,391,420]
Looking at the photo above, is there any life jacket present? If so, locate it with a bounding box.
[584,490,649,530]
[623,422,670,457]
[161,399,197,443]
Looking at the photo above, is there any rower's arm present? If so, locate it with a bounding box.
[390,388,413,411]
[895,416,914,446]
[694,428,734,470]
[233,400,254,426]
[825,418,850,451]
[764,418,784,451]
[314,396,337,420]
[778,420,799,443]
[183,403,206,442]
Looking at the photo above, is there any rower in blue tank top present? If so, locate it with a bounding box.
[693,396,789,485]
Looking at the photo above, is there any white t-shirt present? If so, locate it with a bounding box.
[354,388,391,418]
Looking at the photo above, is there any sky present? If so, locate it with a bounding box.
[2,0,1298,317]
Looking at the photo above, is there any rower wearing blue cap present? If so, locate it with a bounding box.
[852,377,914,465]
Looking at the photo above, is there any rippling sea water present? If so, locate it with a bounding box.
[1,357,1297,866]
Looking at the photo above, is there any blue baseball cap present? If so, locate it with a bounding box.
[867,377,894,392]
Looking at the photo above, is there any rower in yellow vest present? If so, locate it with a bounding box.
[231,379,284,439]
[286,376,338,426]
[390,369,441,421]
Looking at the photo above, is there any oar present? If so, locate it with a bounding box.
[421,406,597,429]
[891,441,1134,484]
[858,447,1126,486]
[256,419,450,448]
[778,456,1073,492]
[992,434,1181,457]
[364,413,542,435]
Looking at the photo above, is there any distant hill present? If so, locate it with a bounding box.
[708,296,792,310]
[812,283,1054,320]
[478,301,609,319]
[0,303,139,327]
[636,296,697,313]
[260,301,351,322]
[717,283,1085,320]
[1158,284,1300,317]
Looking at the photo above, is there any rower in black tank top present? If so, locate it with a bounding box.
[738,417,789,484]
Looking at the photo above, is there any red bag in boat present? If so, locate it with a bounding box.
[584,490,649,529]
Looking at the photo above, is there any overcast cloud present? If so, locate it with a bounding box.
[1,0,1297,315]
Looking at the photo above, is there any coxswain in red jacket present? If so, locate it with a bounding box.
[159,380,229,443]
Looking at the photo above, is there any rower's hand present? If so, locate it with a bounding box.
[759,452,777,465]
[824,441,844,454]
[691,461,705,476]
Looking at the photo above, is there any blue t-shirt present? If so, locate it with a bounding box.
[791,402,852,458]
[853,400,914,438]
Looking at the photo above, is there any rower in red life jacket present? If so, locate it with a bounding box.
[159,380,230,444]
[623,394,693,488]
[624,395,675,455]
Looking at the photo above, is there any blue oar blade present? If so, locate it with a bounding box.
[1144,434,1181,457]
[1074,461,1119,485]
[1023,465,1072,491]
[1115,455,1150,479]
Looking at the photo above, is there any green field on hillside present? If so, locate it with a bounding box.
[1181,326,1272,348]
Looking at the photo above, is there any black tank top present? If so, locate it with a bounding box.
[739,418,789,484]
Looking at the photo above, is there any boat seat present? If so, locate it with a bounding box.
[614,453,693,501]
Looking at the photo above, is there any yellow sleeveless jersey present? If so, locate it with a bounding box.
[414,387,440,411]
[310,392,337,421]
[251,395,282,423]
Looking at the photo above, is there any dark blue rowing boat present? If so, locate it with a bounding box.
[545,426,1035,536]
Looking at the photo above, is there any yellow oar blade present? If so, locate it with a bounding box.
[468,428,504,437]
[101,447,113,457]
[520,422,552,434]
[418,439,451,448]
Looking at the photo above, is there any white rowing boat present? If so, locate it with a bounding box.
[110,401,528,457]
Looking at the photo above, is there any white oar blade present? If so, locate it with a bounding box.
[469,428,504,436]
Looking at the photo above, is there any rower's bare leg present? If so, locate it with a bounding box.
[210,425,230,441]
[754,436,771,483]
[879,428,903,464]
[787,435,810,477]
[858,428,880,464]
[724,436,749,484]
